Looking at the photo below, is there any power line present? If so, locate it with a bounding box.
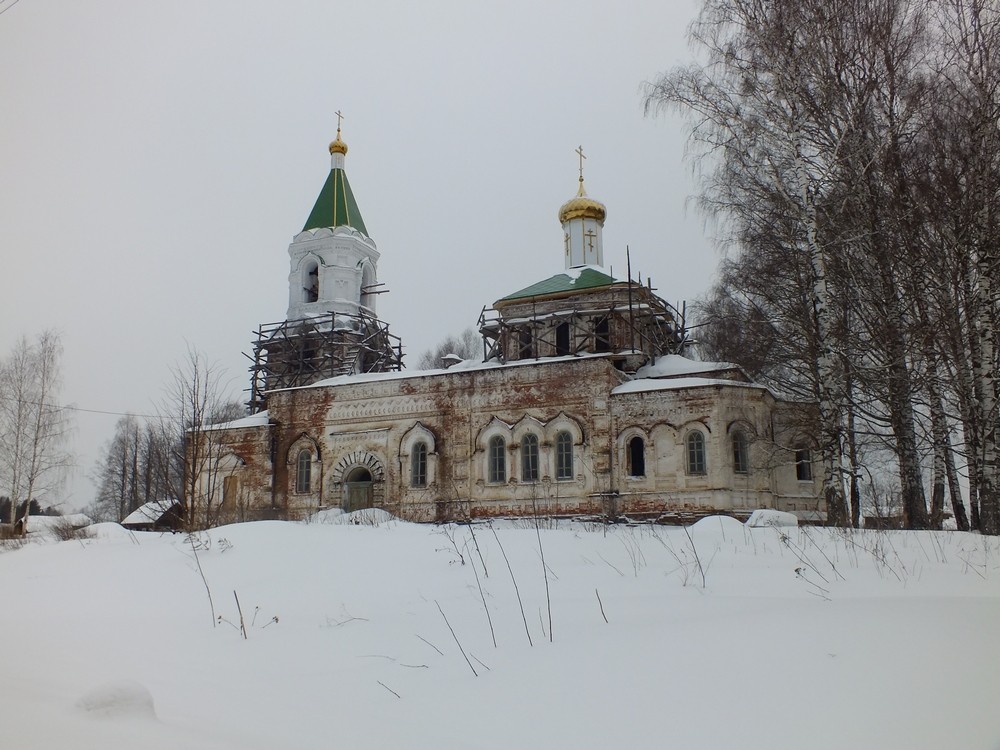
[0,394,168,421]
[0,0,23,18]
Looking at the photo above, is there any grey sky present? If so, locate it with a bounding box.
[0,0,718,510]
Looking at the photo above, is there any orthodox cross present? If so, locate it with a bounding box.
[576,145,586,182]
[335,110,345,133]
[584,228,596,253]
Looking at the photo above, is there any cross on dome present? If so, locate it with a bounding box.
[329,111,348,156]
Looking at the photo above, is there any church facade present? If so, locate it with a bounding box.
[193,129,823,525]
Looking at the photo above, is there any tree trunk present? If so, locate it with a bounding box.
[796,147,848,526]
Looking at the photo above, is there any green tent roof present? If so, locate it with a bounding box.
[500,267,617,301]
[302,168,368,235]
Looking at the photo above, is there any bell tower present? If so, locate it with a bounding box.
[247,115,403,413]
[286,113,380,321]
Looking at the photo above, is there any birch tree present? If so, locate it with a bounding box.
[0,332,72,533]
[643,0,865,524]
[935,0,1000,534]
[643,0,994,530]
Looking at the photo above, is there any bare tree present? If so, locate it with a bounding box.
[415,328,481,370]
[160,345,243,530]
[89,415,186,523]
[644,0,871,525]
[643,0,992,530]
[0,331,72,534]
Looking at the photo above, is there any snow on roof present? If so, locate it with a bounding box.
[272,352,618,393]
[612,376,768,395]
[202,411,270,432]
[24,514,93,535]
[632,354,742,379]
[564,264,606,281]
[122,501,178,526]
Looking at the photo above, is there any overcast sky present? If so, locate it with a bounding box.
[0,0,720,510]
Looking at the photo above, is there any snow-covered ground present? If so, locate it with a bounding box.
[2,513,998,749]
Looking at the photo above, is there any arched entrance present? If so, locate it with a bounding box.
[343,466,374,512]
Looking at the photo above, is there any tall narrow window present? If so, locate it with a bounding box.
[555,431,574,480]
[595,316,611,352]
[555,322,570,356]
[518,329,534,359]
[686,432,706,475]
[296,449,312,493]
[521,433,540,482]
[732,430,750,475]
[411,441,428,487]
[488,436,506,483]
[305,263,319,303]
[627,436,646,477]
[795,446,813,481]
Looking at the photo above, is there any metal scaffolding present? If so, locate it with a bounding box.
[478,279,688,367]
[246,309,403,413]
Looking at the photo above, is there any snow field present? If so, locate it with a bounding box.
[1,516,998,749]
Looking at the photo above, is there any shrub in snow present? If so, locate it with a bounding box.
[331,508,398,526]
[75,680,156,720]
[746,509,798,528]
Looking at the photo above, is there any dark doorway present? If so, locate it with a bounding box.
[343,467,374,512]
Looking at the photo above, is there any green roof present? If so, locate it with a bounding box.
[302,168,368,234]
[501,267,617,301]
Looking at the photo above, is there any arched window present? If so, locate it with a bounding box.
[732,430,750,475]
[296,449,312,493]
[686,431,707,475]
[411,441,428,487]
[304,262,319,303]
[555,431,574,480]
[488,436,506,483]
[795,446,813,481]
[627,436,645,477]
[521,433,540,482]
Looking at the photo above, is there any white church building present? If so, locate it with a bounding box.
[192,126,823,525]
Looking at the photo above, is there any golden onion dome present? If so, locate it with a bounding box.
[328,128,348,156]
[558,178,607,224]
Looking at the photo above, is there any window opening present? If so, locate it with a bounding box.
[595,316,611,352]
[627,436,645,477]
[686,432,706,475]
[555,431,574,480]
[795,447,813,481]
[555,322,570,356]
[305,263,319,303]
[296,449,312,493]
[488,435,506,483]
[518,329,534,359]
[521,433,540,482]
[411,441,428,487]
[733,430,750,475]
